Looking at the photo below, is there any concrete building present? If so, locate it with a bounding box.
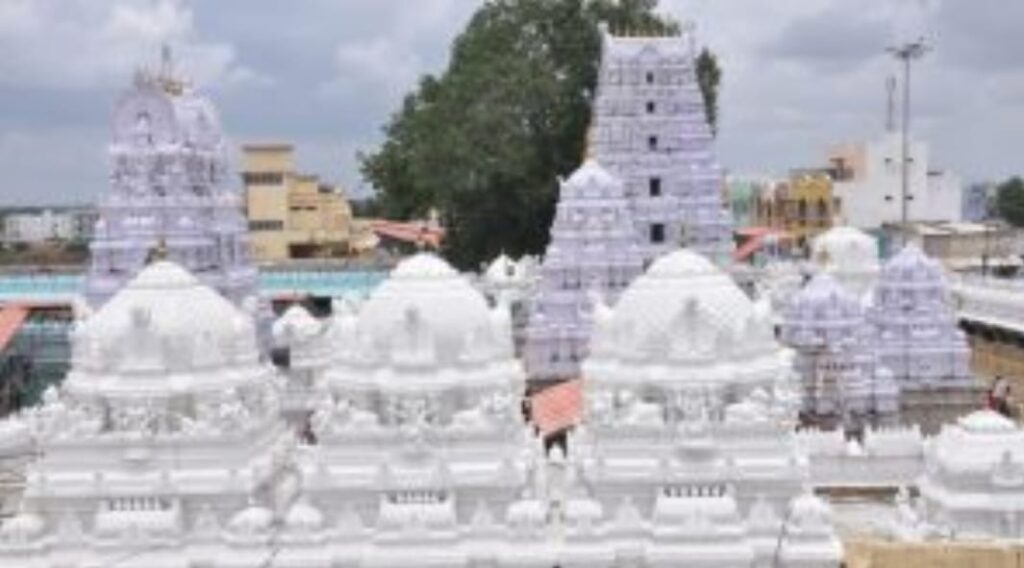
[753,170,838,249]
[962,182,995,223]
[242,144,354,262]
[3,210,75,244]
[903,221,1020,275]
[828,132,963,230]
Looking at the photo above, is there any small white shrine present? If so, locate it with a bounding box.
[915,410,1024,539]
[810,227,880,301]
[523,159,643,383]
[780,273,900,431]
[867,243,982,432]
[0,261,292,565]
[572,249,844,566]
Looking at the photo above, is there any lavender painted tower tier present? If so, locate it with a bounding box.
[781,273,900,431]
[524,159,643,382]
[591,24,734,265]
[867,243,982,432]
[84,60,257,310]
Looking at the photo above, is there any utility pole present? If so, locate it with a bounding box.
[887,39,930,247]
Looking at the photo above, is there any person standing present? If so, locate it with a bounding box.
[991,376,1012,418]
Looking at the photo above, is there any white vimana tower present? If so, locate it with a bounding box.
[591,23,734,265]
[85,50,258,309]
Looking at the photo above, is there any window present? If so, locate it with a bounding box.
[648,136,658,151]
[243,172,284,186]
[646,101,656,114]
[650,223,665,243]
[649,177,662,197]
[646,71,655,84]
[249,220,284,231]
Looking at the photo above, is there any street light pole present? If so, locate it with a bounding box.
[888,39,930,247]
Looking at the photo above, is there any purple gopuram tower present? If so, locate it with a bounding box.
[524,159,644,383]
[591,23,733,265]
[85,51,258,309]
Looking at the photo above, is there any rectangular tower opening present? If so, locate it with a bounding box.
[649,177,662,197]
[650,223,665,243]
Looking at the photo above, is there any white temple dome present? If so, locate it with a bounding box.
[356,252,494,366]
[564,158,619,192]
[285,497,325,532]
[273,304,322,347]
[811,226,879,298]
[69,260,259,381]
[958,410,1016,434]
[484,254,525,286]
[597,249,763,354]
[812,227,878,268]
[585,249,785,394]
[228,502,274,535]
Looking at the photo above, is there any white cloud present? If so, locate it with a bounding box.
[0,0,267,91]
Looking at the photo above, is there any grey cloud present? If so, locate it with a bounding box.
[764,4,892,73]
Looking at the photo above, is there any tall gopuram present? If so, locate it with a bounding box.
[522,159,644,383]
[571,249,843,566]
[84,51,257,309]
[590,23,734,265]
[0,261,294,565]
[781,273,900,432]
[867,243,982,433]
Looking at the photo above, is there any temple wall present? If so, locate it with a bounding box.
[844,538,1024,568]
[797,426,924,488]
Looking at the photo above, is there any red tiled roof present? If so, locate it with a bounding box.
[0,305,30,353]
[530,379,583,435]
[369,220,444,249]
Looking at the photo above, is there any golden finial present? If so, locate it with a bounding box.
[157,44,184,96]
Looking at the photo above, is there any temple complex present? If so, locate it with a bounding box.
[84,51,257,309]
[522,160,643,383]
[590,24,734,265]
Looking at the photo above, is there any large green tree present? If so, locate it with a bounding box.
[359,0,718,270]
[996,176,1024,227]
[695,47,722,136]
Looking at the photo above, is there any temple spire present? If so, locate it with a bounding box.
[157,44,184,96]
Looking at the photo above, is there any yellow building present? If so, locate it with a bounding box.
[753,170,838,249]
[242,144,353,262]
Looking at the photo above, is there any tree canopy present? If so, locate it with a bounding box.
[996,176,1024,227]
[359,0,720,270]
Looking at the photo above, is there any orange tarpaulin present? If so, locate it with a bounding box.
[369,220,444,249]
[733,228,794,262]
[530,379,583,435]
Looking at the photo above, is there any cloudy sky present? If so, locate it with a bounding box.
[0,0,1021,206]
